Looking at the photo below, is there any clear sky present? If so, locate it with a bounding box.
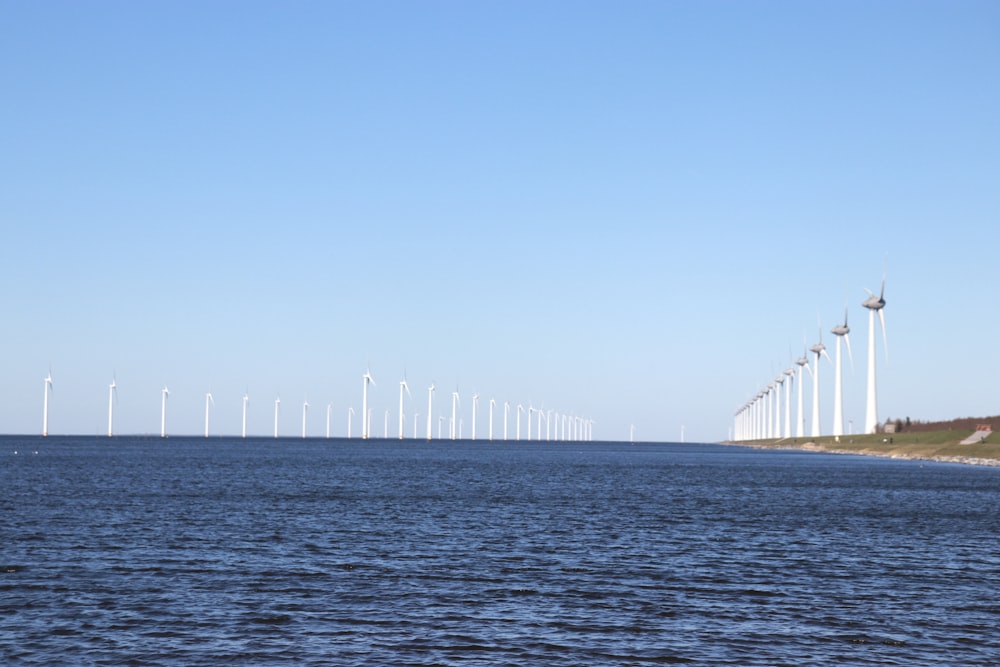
[2,1,998,441]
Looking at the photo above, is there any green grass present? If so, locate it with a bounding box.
[741,430,1000,462]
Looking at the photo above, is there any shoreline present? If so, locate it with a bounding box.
[723,437,1000,467]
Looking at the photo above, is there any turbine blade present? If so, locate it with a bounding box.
[822,348,833,365]
[845,333,855,372]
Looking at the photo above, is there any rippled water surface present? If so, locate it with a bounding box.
[2,437,999,665]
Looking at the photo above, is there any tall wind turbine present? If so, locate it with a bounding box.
[302,400,310,438]
[426,383,435,441]
[42,371,53,437]
[450,389,460,440]
[810,330,832,438]
[242,391,249,439]
[488,398,496,441]
[161,386,170,438]
[398,375,410,439]
[204,392,214,438]
[471,393,479,441]
[347,406,355,438]
[795,352,809,437]
[783,366,794,438]
[274,397,281,438]
[361,368,375,440]
[863,278,888,434]
[831,307,854,438]
[108,375,117,437]
[503,401,510,440]
[516,404,524,440]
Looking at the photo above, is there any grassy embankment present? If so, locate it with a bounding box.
[735,430,1000,464]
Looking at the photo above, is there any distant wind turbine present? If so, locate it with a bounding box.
[810,329,832,438]
[205,392,214,438]
[326,402,332,439]
[362,368,375,440]
[347,406,355,439]
[413,412,420,439]
[161,386,170,438]
[399,375,410,440]
[302,400,309,438]
[795,351,809,437]
[503,401,510,441]
[863,277,888,434]
[451,389,460,440]
[384,409,390,439]
[516,404,524,441]
[527,406,534,441]
[42,371,53,437]
[783,366,794,438]
[489,398,496,441]
[241,391,249,439]
[274,397,281,438]
[471,393,479,441]
[426,383,435,441]
[108,375,117,437]
[831,307,854,438]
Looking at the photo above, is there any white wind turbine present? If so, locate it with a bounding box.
[810,328,833,438]
[302,400,309,438]
[503,401,510,440]
[413,413,420,439]
[398,375,410,439]
[161,386,170,438]
[347,406,355,438]
[241,391,249,439]
[863,277,888,434]
[42,370,53,437]
[426,383,435,441]
[471,393,479,441]
[795,351,809,438]
[831,307,854,438]
[489,398,496,441]
[384,409,390,438]
[274,397,281,438]
[107,375,117,437]
[204,392,214,438]
[783,366,794,438]
[527,406,534,441]
[326,403,333,439]
[450,389,460,440]
[516,404,524,440]
[361,368,375,440]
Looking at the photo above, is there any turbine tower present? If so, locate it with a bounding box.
[398,375,410,439]
[516,404,524,440]
[863,278,888,434]
[503,401,510,440]
[42,371,53,437]
[831,308,854,438]
[204,392,214,438]
[489,398,496,441]
[426,383,435,441]
[471,393,479,441]
[242,391,249,439]
[450,389,460,440]
[274,397,281,438]
[809,331,832,438]
[108,376,117,437]
[302,400,309,438]
[347,406,355,438]
[795,352,809,437]
[326,403,332,438]
[161,386,170,438]
[361,368,375,440]
[783,366,794,437]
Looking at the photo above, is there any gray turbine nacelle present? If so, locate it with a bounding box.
[810,342,826,355]
[831,323,849,336]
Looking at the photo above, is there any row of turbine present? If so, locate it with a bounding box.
[734,277,888,441]
[36,369,596,442]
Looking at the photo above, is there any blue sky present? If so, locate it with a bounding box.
[2,1,998,441]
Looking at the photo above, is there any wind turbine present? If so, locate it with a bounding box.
[795,351,809,437]
[450,389,460,440]
[426,383,435,441]
[108,375,117,437]
[516,404,524,441]
[831,307,854,438]
[42,371,53,437]
[503,401,510,440]
[384,409,390,438]
[161,386,170,438]
[783,366,794,438]
[413,413,420,439]
[204,392,214,438]
[326,402,332,439]
[471,393,479,441]
[489,398,496,441]
[361,368,375,440]
[399,375,410,439]
[274,397,281,438]
[527,406,534,441]
[302,400,310,438]
[863,277,888,434]
[347,406,355,438]
[241,391,249,439]
[810,329,833,438]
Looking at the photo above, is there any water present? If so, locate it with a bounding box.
[2,437,999,665]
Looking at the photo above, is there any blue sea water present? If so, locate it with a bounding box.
[1,436,999,665]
